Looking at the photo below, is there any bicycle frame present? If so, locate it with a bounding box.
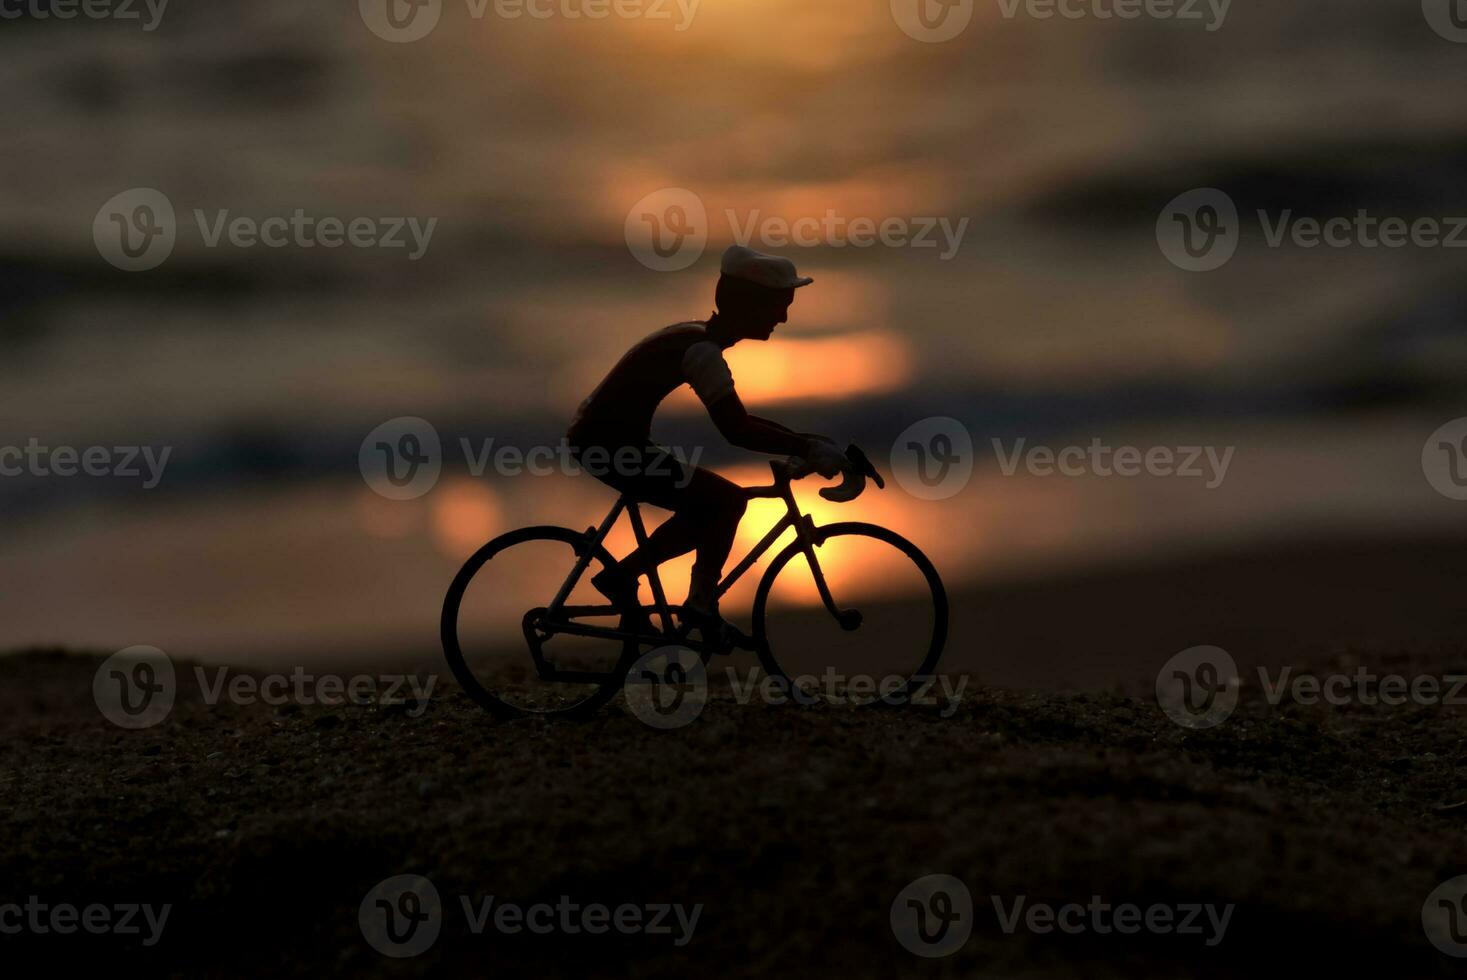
[539,460,847,653]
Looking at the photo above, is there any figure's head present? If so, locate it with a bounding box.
[714,275,795,340]
[713,245,812,341]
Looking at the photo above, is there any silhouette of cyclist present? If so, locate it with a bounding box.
[567,245,850,648]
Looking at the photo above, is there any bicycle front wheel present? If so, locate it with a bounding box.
[441,526,636,719]
[752,522,949,706]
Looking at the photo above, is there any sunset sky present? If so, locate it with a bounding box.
[2,0,1465,657]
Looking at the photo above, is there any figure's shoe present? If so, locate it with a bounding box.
[591,565,652,635]
[679,605,755,654]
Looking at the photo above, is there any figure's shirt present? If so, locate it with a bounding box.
[568,322,736,445]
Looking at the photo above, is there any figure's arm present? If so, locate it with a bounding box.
[746,414,827,444]
[683,340,844,467]
[708,394,811,457]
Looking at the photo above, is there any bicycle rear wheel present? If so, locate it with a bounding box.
[441,526,637,719]
[752,522,949,706]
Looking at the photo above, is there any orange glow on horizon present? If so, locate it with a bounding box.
[430,480,504,559]
[564,329,913,413]
[721,330,914,406]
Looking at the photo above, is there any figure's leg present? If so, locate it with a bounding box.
[676,469,747,615]
[581,446,748,642]
[616,468,745,595]
[678,470,754,649]
[580,446,702,621]
[618,508,703,573]
[603,456,746,608]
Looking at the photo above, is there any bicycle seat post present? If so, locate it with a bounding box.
[547,496,625,618]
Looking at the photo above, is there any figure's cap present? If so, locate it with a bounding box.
[719,245,813,289]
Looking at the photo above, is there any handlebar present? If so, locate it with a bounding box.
[763,443,885,503]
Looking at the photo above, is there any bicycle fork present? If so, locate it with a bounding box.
[787,491,863,633]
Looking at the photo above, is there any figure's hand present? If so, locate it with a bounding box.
[802,437,850,479]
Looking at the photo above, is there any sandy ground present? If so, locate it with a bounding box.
[3,536,1467,977]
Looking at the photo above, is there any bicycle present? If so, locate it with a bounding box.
[440,444,949,719]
